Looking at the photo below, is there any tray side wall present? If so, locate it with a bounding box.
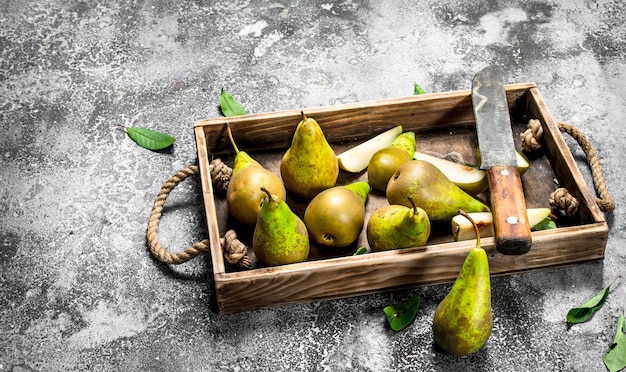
[526,88,606,225]
[213,223,607,313]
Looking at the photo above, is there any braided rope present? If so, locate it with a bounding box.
[521,119,615,215]
[146,165,210,264]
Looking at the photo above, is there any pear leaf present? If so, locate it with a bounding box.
[566,276,620,324]
[383,295,420,331]
[219,88,247,117]
[414,83,426,95]
[533,216,557,231]
[126,127,175,151]
[353,247,368,256]
[604,314,626,372]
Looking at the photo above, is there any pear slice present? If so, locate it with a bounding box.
[451,208,552,241]
[476,148,530,175]
[337,125,402,173]
[515,151,530,175]
[413,151,488,195]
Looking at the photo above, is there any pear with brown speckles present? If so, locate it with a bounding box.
[253,187,309,266]
[432,211,493,355]
[280,112,338,199]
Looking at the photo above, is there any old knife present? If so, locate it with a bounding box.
[471,66,532,255]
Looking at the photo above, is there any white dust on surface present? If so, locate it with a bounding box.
[67,300,149,349]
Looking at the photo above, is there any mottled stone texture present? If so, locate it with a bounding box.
[1,1,625,371]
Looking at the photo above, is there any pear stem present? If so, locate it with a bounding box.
[301,111,307,121]
[407,195,417,216]
[225,123,240,154]
[608,274,622,288]
[260,187,272,200]
[458,209,481,243]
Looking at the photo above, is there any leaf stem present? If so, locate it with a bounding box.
[609,275,622,288]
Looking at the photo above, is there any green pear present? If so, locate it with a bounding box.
[432,211,493,355]
[304,181,370,248]
[280,112,338,199]
[386,160,490,222]
[366,195,431,251]
[367,131,416,192]
[253,187,309,266]
[226,125,286,226]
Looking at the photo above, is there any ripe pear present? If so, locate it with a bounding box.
[386,160,490,222]
[304,181,370,248]
[367,131,416,192]
[432,211,493,355]
[225,125,286,226]
[366,195,431,251]
[280,112,338,199]
[253,187,309,266]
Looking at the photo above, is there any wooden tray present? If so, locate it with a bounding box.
[194,83,608,314]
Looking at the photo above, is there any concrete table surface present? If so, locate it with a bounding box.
[1,1,625,371]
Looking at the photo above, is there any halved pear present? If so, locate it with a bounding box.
[337,125,403,173]
[451,208,552,241]
[413,151,488,195]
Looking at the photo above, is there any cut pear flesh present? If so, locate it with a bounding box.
[451,208,552,241]
[476,148,531,175]
[413,151,488,195]
[337,125,403,173]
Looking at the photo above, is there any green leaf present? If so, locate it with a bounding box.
[383,295,421,331]
[603,314,626,372]
[414,83,426,95]
[219,88,247,117]
[533,216,557,231]
[353,247,367,256]
[126,127,176,151]
[566,278,617,324]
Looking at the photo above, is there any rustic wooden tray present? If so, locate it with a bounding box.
[194,83,608,314]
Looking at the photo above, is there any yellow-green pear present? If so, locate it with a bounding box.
[226,125,286,226]
[280,112,338,199]
[366,195,431,251]
[253,187,309,266]
[386,160,490,222]
[367,131,416,192]
[432,211,492,355]
[304,181,370,248]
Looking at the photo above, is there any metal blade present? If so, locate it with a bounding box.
[472,66,517,169]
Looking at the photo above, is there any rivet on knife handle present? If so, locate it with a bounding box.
[487,166,532,254]
[472,65,532,255]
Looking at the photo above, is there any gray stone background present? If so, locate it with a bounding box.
[1,0,625,371]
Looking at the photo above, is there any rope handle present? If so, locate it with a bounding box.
[521,119,615,215]
[146,165,211,264]
[146,160,239,265]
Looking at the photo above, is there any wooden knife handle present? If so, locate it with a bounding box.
[487,166,532,255]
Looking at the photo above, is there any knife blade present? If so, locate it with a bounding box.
[472,66,532,255]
